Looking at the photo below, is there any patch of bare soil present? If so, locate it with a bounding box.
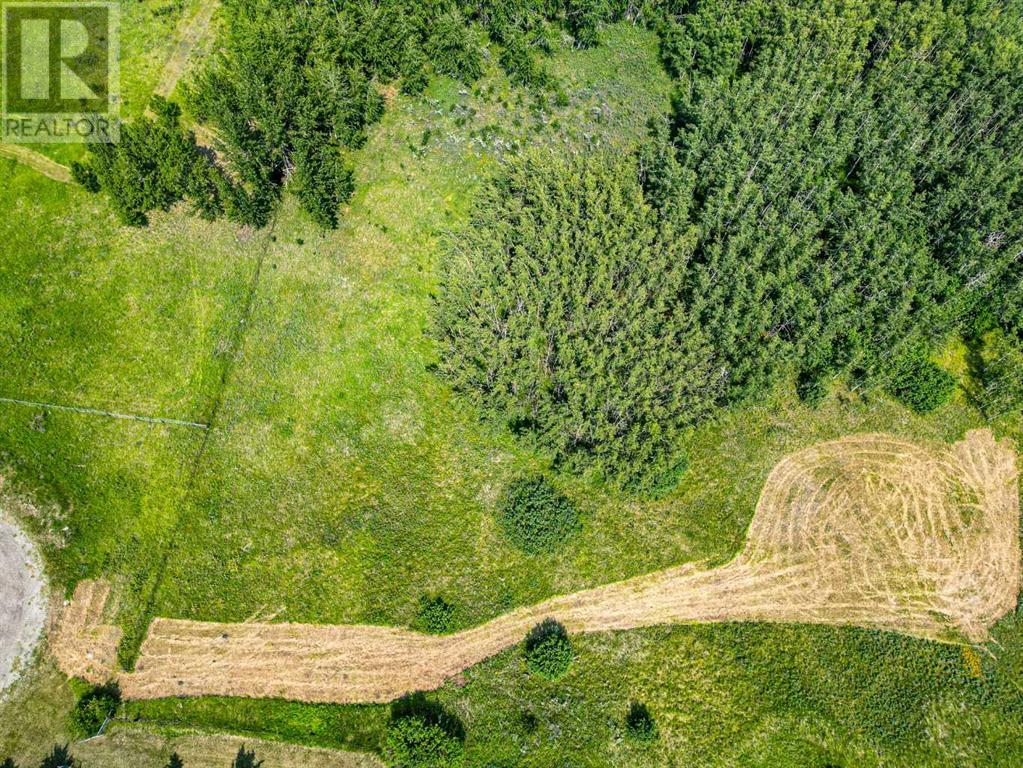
[75,430,1018,704]
[0,505,47,695]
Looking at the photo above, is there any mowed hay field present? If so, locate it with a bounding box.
[2,21,1022,768]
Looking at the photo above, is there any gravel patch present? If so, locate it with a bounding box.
[0,511,47,695]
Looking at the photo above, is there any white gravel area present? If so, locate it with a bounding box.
[0,511,47,695]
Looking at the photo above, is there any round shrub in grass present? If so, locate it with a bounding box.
[625,701,658,742]
[385,693,464,768]
[498,474,580,554]
[523,618,573,680]
[886,355,956,414]
[413,595,458,634]
[68,682,120,737]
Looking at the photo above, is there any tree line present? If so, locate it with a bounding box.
[73,0,635,228]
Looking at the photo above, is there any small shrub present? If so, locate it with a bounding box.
[385,694,464,768]
[231,747,261,768]
[523,618,573,679]
[2,757,17,768]
[633,456,687,500]
[625,701,658,742]
[39,746,75,768]
[413,595,458,634]
[68,683,120,738]
[498,475,580,554]
[976,333,1023,418]
[796,368,829,407]
[165,754,184,768]
[498,33,552,89]
[886,354,955,414]
[69,161,100,192]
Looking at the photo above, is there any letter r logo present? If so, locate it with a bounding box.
[2,1,119,143]
[3,2,116,112]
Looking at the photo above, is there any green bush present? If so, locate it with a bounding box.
[413,595,458,634]
[796,368,829,407]
[39,746,76,768]
[886,355,956,414]
[68,683,120,738]
[426,11,483,82]
[976,333,1023,418]
[523,618,573,679]
[498,475,580,554]
[78,95,224,226]
[498,32,552,89]
[625,701,658,742]
[385,694,464,768]
[231,747,260,768]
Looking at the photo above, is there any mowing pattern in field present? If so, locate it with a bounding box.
[0,146,71,183]
[82,429,1016,703]
[50,580,122,685]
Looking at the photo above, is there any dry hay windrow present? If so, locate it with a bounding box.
[61,429,1018,704]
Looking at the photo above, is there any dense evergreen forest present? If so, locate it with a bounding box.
[70,0,1023,492]
[436,0,1023,491]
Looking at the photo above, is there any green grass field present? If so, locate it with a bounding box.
[2,21,1021,768]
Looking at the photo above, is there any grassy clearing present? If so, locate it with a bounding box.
[71,722,384,768]
[151,24,678,629]
[0,163,260,592]
[0,659,76,766]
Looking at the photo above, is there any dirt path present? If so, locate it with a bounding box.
[0,500,47,694]
[0,145,72,183]
[152,0,219,101]
[55,430,1020,704]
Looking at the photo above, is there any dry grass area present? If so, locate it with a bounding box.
[0,146,71,183]
[50,580,121,685]
[73,727,384,768]
[63,430,1018,704]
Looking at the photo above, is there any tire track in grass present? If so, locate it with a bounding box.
[151,0,219,102]
[0,145,72,183]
